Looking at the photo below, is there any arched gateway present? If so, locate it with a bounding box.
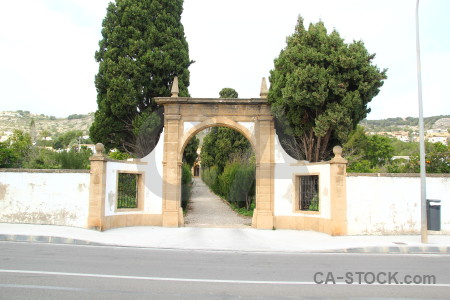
[88,78,348,235]
[156,78,274,229]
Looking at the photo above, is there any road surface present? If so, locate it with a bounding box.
[1,242,449,299]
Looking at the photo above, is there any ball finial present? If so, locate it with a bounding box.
[333,145,343,157]
[95,143,105,156]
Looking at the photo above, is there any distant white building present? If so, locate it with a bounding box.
[427,135,448,145]
[427,128,447,134]
[373,131,410,142]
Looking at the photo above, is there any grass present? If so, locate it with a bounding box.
[230,202,255,217]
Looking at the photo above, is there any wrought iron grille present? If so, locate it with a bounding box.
[300,175,319,211]
[117,173,138,209]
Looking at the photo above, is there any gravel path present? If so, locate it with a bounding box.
[184,177,252,228]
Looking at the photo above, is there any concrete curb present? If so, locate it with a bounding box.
[1,234,449,254]
[0,234,104,246]
[324,246,450,254]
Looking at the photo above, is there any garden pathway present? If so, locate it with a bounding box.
[184,177,251,228]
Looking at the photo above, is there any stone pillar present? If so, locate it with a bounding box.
[162,112,183,227]
[252,115,274,229]
[329,146,348,236]
[88,143,107,230]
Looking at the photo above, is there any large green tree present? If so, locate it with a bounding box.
[269,17,387,162]
[219,88,238,98]
[201,127,252,173]
[183,135,199,167]
[90,0,192,157]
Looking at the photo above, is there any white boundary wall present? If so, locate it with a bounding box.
[273,134,332,219]
[0,170,90,227]
[103,132,164,217]
[347,174,450,234]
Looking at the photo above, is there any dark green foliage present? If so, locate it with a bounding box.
[57,148,92,169]
[108,150,133,160]
[52,130,85,150]
[202,162,255,212]
[0,142,18,168]
[90,0,192,156]
[344,127,394,172]
[219,88,238,98]
[67,114,87,120]
[218,162,240,197]
[399,142,449,174]
[8,130,32,164]
[200,127,252,173]
[344,126,449,173]
[390,139,419,156]
[269,17,387,162]
[181,163,192,211]
[201,130,255,214]
[16,110,30,117]
[364,135,395,168]
[183,136,199,167]
[227,164,255,210]
[0,130,92,169]
[201,165,219,193]
[117,173,138,209]
[200,122,255,214]
[25,148,59,169]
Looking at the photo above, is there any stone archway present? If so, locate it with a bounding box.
[155,82,275,229]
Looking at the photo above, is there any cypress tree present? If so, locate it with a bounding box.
[90,0,192,156]
[269,17,387,162]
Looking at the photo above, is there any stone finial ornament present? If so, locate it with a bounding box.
[333,146,343,157]
[260,77,268,99]
[331,145,347,163]
[171,76,179,97]
[95,143,105,156]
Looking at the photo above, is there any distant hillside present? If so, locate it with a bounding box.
[0,111,94,137]
[361,115,450,132]
[1,110,449,139]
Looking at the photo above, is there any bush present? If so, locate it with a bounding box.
[218,162,240,197]
[181,163,192,211]
[228,164,255,209]
[108,150,132,160]
[201,166,219,194]
[347,159,374,173]
[181,163,192,185]
[0,142,19,168]
[57,148,92,169]
[202,162,256,214]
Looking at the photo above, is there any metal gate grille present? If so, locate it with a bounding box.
[117,173,138,209]
[300,175,319,211]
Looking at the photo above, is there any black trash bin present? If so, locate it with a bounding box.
[427,199,441,231]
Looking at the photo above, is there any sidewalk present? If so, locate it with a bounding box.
[1,223,449,254]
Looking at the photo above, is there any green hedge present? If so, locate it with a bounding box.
[181,163,192,211]
[202,162,255,213]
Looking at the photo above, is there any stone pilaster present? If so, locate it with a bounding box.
[252,115,274,229]
[162,113,183,227]
[329,146,348,236]
[88,143,107,230]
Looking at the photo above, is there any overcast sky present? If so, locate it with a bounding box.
[0,0,449,120]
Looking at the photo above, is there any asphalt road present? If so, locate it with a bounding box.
[1,242,449,299]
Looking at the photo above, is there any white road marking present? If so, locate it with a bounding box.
[1,269,449,287]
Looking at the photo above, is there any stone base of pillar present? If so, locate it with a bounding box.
[162,209,184,227]
[252,210,274,229]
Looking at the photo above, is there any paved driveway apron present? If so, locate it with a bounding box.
[184,178,251,228]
